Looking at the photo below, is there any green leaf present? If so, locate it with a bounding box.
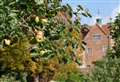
[81,13,88,17]
[34,0,44,5]
[78,5,84,10]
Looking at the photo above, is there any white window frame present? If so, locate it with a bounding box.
[93,34,101,42]
[86,48,92,55]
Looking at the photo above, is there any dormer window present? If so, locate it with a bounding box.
[93,34,101,41]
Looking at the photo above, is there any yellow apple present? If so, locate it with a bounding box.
[4,39,11,45]
[41,18,48,23]
[35,31,44,42]
[35,16,39,23]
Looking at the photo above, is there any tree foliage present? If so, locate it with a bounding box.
[0,0,91,82]
[110,13,120,58]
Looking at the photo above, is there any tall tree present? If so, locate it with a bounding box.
[0,0,91,82]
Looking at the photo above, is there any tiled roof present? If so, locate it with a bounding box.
[101,24,111,35]
[82,24,111,39]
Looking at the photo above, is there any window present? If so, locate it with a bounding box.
[93,34,101,41]
[86,48,92,55]
[102,45,108,53]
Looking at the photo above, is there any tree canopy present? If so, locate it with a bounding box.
[0,0,91,82]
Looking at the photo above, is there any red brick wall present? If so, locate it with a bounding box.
[83,24,110,66]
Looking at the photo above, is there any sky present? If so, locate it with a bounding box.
[62,0,120,25]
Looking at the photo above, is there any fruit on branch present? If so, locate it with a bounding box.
[4,39,11,46]
[35,16,40,23]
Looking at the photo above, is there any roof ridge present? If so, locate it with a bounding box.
[96,24,107,35]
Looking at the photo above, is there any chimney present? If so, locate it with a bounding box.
[96,17,102,25]
[96,9,102,25]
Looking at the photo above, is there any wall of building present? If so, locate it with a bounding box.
[83,24,110,67]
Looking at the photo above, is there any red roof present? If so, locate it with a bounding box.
[101,24,111,35]
[82,24,111,39]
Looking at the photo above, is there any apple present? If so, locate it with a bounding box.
[41,18,48,23]
[35,16,39,23]
[4,39,11,45]
[35,31,44,42]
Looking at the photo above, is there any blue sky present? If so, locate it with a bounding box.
[62,0,120,25]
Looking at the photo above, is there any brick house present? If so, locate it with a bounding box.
[80,18,111,70]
